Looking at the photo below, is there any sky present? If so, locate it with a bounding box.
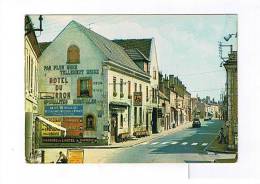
[31,15,237,101]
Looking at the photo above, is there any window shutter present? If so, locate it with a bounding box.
[77,79,80,97]
[89,79,93,97]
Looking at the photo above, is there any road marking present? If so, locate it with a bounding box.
[140,142,148,145]
[181,142,188,145]
[191,143,198,146]
[202,143,208,146]
[151,142,159,145]
[171,141,178,145]
[161,142,169,145]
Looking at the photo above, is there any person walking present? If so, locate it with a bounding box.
[218,128,225,144]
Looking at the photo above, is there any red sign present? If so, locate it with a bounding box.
[62,117,83,136]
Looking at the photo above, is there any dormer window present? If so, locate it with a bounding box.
[67,45,80,64]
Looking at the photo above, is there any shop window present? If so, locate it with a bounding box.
[77,78,92,97]
[67,45,80,64]
[86,115,95,130]
[120,114,123,128]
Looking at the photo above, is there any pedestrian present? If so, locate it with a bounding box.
[218,128,225,144]
[56,151,68,164]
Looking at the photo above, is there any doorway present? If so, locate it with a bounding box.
[152,108,157,133]
[110,113,118,143]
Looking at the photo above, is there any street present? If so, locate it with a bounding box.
[101,120,233,163]
[42,119,236,163]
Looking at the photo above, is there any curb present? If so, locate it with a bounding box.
[205,135,237,154]
[84,122,192,149]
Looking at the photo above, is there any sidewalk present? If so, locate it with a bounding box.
[85,122,193,149]
[206,135,237,154]
[40,122,192,163]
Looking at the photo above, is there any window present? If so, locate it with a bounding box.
[146,86,149,102]
[153,70,157,80]
[134,107,137,126]
[128,81,131,98]
[113,77,117,96]
[144,62,148,73]
[139,107,142,125]
[120,79,124,97]
[67,45,80,63]
[120,114,123,128]
[86,115,95,130]
[134,83,137,92]
[30,58,33,93]
[139,84,142,92]
[77,78,92,97]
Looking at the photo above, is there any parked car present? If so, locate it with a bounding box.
[192,118,201,128]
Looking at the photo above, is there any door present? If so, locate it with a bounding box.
[146,112,149,131]
[152,108,157,133]
[110,113,118,143]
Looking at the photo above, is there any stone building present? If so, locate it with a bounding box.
[24,15,41,162]
[38,20,159,146]
[159,73,191,130]
[223,51,238,150]
[113,39,160,133]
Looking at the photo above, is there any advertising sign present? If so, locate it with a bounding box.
[133,92,142,106]
[45,105,83,116]
[67,149,84,163]
[63,117,83,136]
[41,121,62,137]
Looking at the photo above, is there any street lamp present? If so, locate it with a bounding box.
[224,33,237,41]
[219,32,238,67]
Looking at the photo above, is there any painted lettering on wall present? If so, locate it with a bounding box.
[43,65,99,76]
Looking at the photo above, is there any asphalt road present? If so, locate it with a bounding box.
[106,120,225,163]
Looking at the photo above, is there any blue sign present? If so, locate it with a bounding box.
[45,105,83,116]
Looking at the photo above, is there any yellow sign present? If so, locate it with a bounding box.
[41,122,62,137]
[67,149,84,163]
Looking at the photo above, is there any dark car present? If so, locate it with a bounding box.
[192,118,201,128]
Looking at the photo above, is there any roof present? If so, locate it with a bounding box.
[125,48,149,61]
[39,42,51,53]
[69,21,147,75]
[113,39,152,59]
[25,15,41,57]
[159,91,169,101]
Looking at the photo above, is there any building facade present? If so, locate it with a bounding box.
[224,51,238,150]
[25,15,41,162]
[113,39,160,133]
[38,21,159,147]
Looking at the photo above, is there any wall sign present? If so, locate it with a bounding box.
[133,92,142,106]
[45,105,83,116]
[42,137,97,143]
[63,117,83,136]
[41,121,62,137]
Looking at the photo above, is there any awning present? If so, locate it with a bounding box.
[109,101,130,107]
[36,116,66,136]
